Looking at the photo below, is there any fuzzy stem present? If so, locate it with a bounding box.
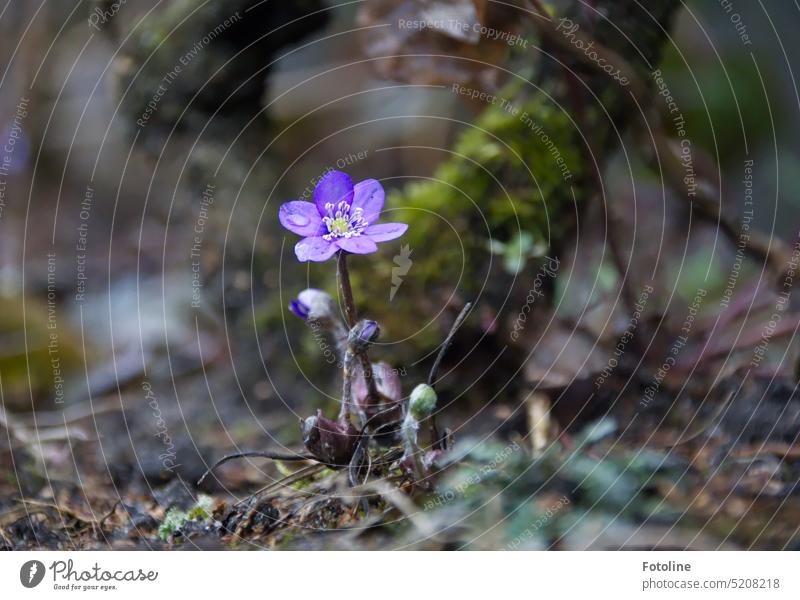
[336,251,358,424]
[358,353,379,409]
[336,252,380,424]
[336,251,357,328]
[402,415,426,480]
[340,349,356,424]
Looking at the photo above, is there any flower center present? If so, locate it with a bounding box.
[322,201,368,240]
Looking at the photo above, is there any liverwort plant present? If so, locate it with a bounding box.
[200,170,469,489]
[281,170,408,419]
[280,170,409,468]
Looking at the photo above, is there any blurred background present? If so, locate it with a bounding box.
[2,0,800,549]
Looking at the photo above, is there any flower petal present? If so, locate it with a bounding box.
[353,363,370,405]
[289,299,310,319]
[353,361,401,406]
[314,170,354,215]
[364,222,408,242]
[279,201,323,236]
[374,362,402,402]
[352,179,384,223]
[336,236,378,254]
[295,236,338,262]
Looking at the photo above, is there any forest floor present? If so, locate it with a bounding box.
[3,370,800,550]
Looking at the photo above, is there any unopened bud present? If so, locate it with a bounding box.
[349,319,380,351]
[290,288,336,322]
[409,383,437,420]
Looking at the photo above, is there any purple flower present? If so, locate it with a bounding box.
[279,170,408,262]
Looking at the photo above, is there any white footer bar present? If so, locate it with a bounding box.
[1,551,796,599]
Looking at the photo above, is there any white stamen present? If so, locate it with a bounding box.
[321,201,369,241]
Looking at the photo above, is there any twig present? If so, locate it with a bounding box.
[733,443,800,460]
[16,499,96,524]
[17,397,123,427]
[563,60,642,328]
[427,302,472,451]
[649,127,791,274]
[528,392,552,457]
[428,302,473,387]
[234,463,326,507]
[197,450,314,486]
[98,501,121,529]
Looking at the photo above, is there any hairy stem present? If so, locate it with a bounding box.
[336,251,357,328]
[358,353,380,411]
[340,349,356,424]
[336,251,358,424]
[336,251,380,425]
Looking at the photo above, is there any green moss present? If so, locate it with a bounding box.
[187,494,214,520]
[438,91,581,232]
[158,495,214,541]
[349,86,586,348]
[158,508,189,541]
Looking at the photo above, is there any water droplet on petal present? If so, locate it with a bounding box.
[289,212,309,226]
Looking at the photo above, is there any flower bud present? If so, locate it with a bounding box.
[409,383,437,421]
[289,288,336,322]
[349,319,380,351]
[289,299,310,320]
